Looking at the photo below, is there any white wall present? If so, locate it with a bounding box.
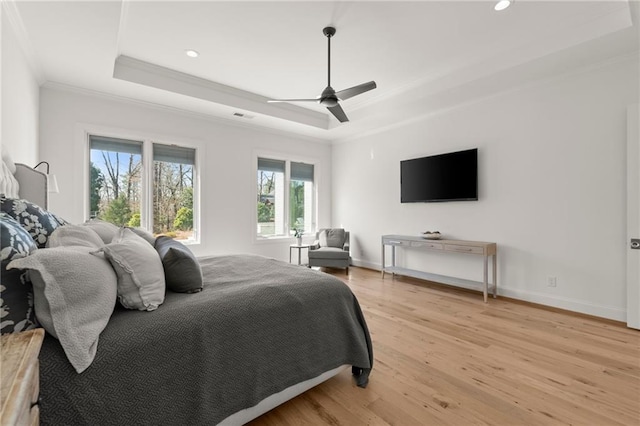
[332,55,639,321]
[15,19,637,320]
[39,87,332,261]
[1,9,40,164]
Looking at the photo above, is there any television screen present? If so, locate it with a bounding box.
[401,148,478,203]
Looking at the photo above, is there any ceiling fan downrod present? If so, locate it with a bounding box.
[323,26,335,87]
[321,26,338,108]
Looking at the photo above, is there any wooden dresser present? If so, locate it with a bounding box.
[0,328,45,426]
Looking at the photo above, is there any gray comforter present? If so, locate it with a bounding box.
[38,254,373,425]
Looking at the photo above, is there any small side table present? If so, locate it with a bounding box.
[1,328,45,426]
[289,244,310,265]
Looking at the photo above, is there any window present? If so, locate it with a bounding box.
[152,143,195,240]
[89,136,143,224]
[89,135,197,242]
[257,157,315,238]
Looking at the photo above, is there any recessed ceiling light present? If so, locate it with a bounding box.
[494,0,512,11]
[185,49,199,58]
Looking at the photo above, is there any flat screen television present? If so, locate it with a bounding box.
[401,148,478,203]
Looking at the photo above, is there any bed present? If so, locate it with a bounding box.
[0,160,373,425]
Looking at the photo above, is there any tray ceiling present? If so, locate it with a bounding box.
[9,0,638,141]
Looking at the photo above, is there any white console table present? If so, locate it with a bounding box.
[381,235,497,302]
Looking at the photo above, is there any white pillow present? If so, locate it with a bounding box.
[1,146,16,173]
[96,228,165,311]
[0,160,19,198]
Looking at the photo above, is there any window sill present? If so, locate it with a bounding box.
[254,236,312,245]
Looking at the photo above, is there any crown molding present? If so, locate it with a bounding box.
[2,0,45,84]
[331,50,640,145]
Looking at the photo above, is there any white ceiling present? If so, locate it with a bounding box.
[9,0,639,142]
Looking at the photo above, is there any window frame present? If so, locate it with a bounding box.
[253,151,319,243]
[82,125,202,244]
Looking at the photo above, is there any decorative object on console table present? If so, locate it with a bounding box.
[421,231,441,240]
[381,235,497,302]
[0,328,45,426]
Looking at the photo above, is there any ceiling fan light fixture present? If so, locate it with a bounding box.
[494,0,512,11]
[320,97,338,108]
[185,49,199,58]
[319,86,338,107]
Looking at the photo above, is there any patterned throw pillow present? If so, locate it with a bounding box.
[0,197,67,248]
[0,212,37,261]
[1,212,38,334]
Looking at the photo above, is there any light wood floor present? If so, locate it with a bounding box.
[249,267,640,426]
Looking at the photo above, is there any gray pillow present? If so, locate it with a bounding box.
[97,228,165,311]
[7,246,118,373]
[47,224,104,249]
[319,229,345,248]
[154,236,203,293]
[127,227,156,246]
[82,219,119,244]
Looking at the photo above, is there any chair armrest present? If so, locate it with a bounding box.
[310,240,320,250]
[343,242,350,252]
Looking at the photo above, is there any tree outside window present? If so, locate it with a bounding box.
[89,135,196,242]
[153,143,195,240]
[257,157,314,238]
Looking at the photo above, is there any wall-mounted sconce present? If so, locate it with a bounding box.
[34,161,60,193]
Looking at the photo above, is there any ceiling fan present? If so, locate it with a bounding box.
[268,26,376,123]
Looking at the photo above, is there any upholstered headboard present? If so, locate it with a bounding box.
[14,163,48,208]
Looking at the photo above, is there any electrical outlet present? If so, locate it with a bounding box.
[547,277,557,287]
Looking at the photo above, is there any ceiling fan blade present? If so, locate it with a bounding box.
[327,104,349,123]
[267,98,318,103]
[335,81,377,101]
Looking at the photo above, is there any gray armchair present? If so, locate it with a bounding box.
[308,228,351,274]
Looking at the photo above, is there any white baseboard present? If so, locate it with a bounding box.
[349,259,626,322]
[351,258,380,271]
[498,288,626,322]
